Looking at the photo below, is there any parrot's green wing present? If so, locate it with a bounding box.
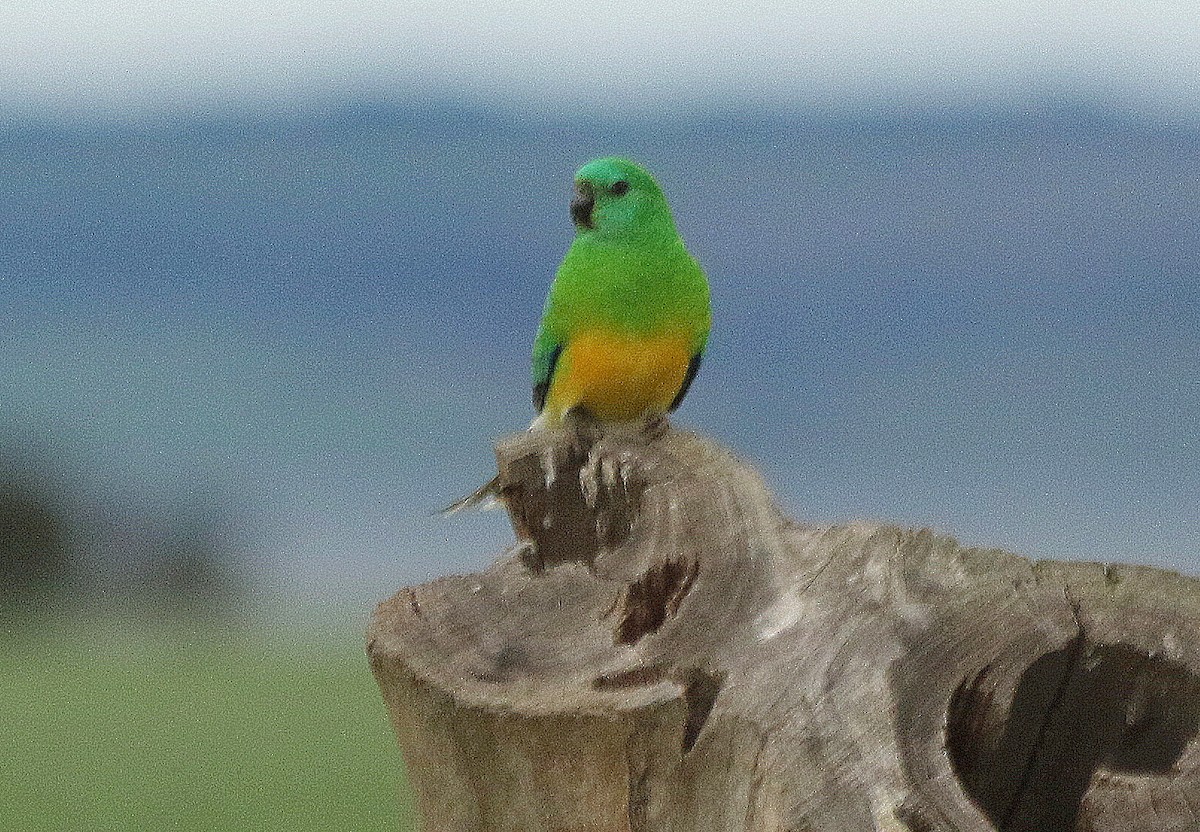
[531,325,563,413]
[668,353,703,412]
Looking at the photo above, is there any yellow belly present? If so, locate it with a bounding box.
[545,329,692,421]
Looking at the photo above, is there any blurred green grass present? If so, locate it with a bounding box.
[1,622,412,831]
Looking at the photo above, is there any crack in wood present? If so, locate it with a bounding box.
[680,669,724,754]
[998,627,1090,832]
[614,558,700,646]
[740,726,772,830]
[626,738,653,832]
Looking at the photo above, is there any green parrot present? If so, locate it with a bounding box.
[532,157,711,424]
[442,158,710,514]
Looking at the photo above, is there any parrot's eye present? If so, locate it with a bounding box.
[610,180,630,196]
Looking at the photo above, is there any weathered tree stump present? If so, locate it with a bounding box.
[368,426,1200,831]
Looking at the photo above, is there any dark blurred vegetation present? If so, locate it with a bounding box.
[0,443,243,621]
[0,465,72,606]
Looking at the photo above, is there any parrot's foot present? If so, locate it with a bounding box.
[561,408,664,510]
[579,444,642,513]
[526,407,661,514]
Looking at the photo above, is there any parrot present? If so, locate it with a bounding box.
[443,157,710,514]
[531,156,711,425]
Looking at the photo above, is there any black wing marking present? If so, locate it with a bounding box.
[669,353,703,412]
[532,344,563,413]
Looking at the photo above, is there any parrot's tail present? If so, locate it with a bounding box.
[438,475,503,516]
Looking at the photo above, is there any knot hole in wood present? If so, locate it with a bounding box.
[946,639,1200,832]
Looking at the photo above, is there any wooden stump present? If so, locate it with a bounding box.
[368,426,1200,831]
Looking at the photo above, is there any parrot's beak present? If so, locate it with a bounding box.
[570,182,595,229]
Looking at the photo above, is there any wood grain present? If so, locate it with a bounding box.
[369,424,1200,831]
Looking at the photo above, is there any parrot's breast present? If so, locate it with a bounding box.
[545,328,692,421]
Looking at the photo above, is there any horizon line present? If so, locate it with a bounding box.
[4,91,1200,136]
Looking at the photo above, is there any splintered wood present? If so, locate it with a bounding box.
[368,425,1200,832]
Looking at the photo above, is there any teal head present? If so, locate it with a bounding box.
[569,157,677,242]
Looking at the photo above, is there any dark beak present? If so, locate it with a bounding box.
[570,182,595,229]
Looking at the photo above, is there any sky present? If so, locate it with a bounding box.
[3,1,1200,118]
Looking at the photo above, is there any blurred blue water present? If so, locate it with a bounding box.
[3,102,1198,608]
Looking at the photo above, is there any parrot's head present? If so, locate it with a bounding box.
[570,157,676,241]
